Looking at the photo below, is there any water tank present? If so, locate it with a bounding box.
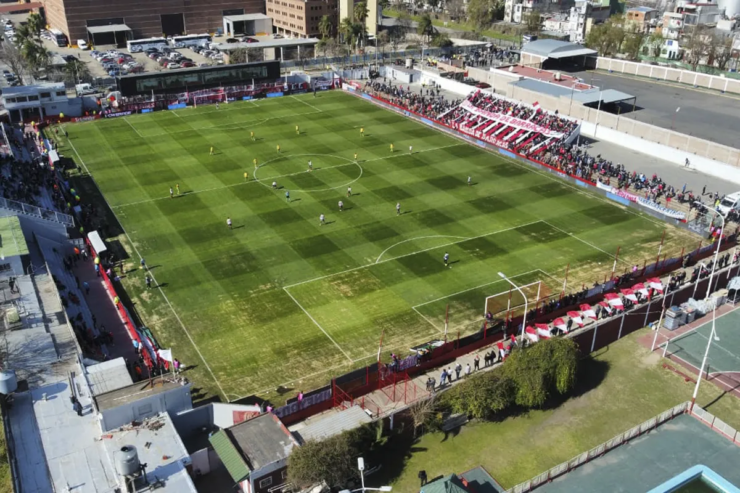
[405,58,413,69]
[0,370,17,395]
[116,446,140,476]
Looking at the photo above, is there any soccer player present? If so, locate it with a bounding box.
[176,184,180,195]
[216,102,220,110]
[354,152,358,162]
[338,200,344,212]
[296,125,300,135]
[409,145,413,154]
[444,252,450,267]
[320,213,325,226]
[272,181,277,189]
[276,144,281,153]
[360,127,364,137]
[250,131,255,141]
[286,190,290,202]
[227,217,232,230]
[347,186,352,197]
[307,160,313,172]
[467,176,472,186]
[253,158,258,169]
[396,202,401,215]
[210,146,214,155]
[169,187,174,199]
[244,172,248,182]
[390,143,394,153]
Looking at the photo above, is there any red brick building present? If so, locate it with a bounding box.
[39,0,264,45]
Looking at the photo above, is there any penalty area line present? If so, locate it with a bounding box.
[282,286,353,362]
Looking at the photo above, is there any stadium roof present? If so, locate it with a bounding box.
[511,79,635,105]
[86,24,131,34]
[521,39,597,59]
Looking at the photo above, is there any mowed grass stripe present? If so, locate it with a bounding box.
[65,91,697,399]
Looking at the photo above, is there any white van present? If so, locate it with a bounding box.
[717,191,740,216]
[77,39,88,50]
[75,83,95,96]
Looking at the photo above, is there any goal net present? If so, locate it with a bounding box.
[484,279,551,326]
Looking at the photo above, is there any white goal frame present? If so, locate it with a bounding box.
[484,279,542,321]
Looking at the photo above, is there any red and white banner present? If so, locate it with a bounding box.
[580,304,597,319]
[535,323,552,339]
[621,289,638,302]
[647,277,664,293]
[567,311,584,327]
[525,326,540,343]
[598,301,612,314]
[460,100,565,138]
[604,293,624,308]
[633,283,650,299]
[553,318,568,333]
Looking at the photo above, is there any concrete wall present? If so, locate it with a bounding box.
[595,57,740,96]
[99,383,193,432]
[463,66,740,182]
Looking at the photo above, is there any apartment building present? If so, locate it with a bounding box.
[568,0,610,42]
[39,0,264,45]
[266,0,337,38]
[626,6,659,32]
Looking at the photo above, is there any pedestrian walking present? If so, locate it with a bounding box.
[465,363,471,377]
[474,354,480,370]
[455,363,462,380]
[440,368,447,387]
[83,281,90,294]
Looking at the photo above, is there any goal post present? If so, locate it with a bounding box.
[484,279,547,325]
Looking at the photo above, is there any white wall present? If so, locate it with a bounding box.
[211,403,262,428]
[581,121,740,185]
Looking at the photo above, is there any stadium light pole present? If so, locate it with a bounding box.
[499,272,527,345]
[689,302,720,412]
[338,458,393,493]
[694,201,725,300]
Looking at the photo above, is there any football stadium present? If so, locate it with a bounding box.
[59,89,699,401]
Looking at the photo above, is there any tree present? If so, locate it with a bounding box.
[585,15,628,57]
[683,26,711,71]
[417,14,435,44]
[397,10,413,33]
[408,395,437,438]
[340,16,356,48]
[713,34,734,71]
[621,24,646,61]
[63,59,91,84]
[524,9,541,35]
[21,40,49,75]
[318,15,333,39]
[466,0,498,31]
[443,369,515,419]
[0,42,27,81]
[427,0,440,12]
[447,0,465,21]
[645,32,664,57]
[27,13,44,40]
[388,25,404,55]
[288,426,377,489]
[354,1,369,24]
[376,29,390,57]
[431,32,453,47]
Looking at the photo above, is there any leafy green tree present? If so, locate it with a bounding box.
[340,16,356,47]
[524,9,541,35]
[354,1,369,24]
[444,369,515,419]
[21,40,49,75]
[417,14,435,43]
[466,0,498,30]
[288,426,379,489]
[319,15,333,39]
[431,32,453,47]
[63,59,91,84]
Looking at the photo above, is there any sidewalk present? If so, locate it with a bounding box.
[71,256,138,367]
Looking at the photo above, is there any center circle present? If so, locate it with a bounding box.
[253,153,362,193]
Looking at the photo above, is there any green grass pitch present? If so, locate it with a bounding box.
[61,90,697,402]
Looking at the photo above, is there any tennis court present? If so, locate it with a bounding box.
[663,307,740,378]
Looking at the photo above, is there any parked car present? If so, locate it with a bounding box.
[226,38,239,43]
[180,61,194,68]
[166,62,180,69]
[242,37,258,43]
[128,66,145,73]
[145,47,159,54]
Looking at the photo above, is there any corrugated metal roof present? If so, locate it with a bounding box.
[296,406,372,443]
[209,429,251,483]
[572,88,636,104]
[521,39,597,59]
[87,24,131,34]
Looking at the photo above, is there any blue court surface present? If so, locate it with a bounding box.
[535,414,740,493]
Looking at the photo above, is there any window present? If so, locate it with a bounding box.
[40,92,51,98]
[28,95,39,101]
[281,470,288,480]
[259,477,273,489]
[56,91,66,96]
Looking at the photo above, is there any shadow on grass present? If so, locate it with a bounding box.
[371,358,611,486]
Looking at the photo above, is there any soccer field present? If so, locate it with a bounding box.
[62,90,697,401]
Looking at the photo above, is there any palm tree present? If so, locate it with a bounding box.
[417,14,435,44]
[26,13,44,39]
[318,15,332,39]
[354,2,369,24]
[15,24,33,45]
[21,40,49,74]
[339,17,355,48]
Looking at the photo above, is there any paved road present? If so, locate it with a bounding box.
[571,70,740,149]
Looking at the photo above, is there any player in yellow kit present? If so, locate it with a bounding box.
[390,143,394,153]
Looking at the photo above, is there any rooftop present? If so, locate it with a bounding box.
[292,405,372,443]
[86,357,134,396]
[627,6,658,12]
[94,376,186,412]
[0,215,28,258]
[214,36,320,51]
[87,24,131,34]
[210,413,299,483]
[1,82,65,98]
[223,13,272,22]
[521,39,597,59]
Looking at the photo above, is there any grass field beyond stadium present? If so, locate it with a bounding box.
[62,91,697,401]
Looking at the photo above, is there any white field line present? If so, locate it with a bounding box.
[691,325,740,368]
[375,235,469,263]
[412,306,445,333]
[291,94,322,112]
[65,131,91,175]
[64,133,229,400]
[541,220,616,259]
[284,220,543,290]
[110,144,464,208]
[282,287,353,362]
[123,117,145,139]
[412,268,543,308]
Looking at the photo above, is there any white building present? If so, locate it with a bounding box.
[1,82,82,122]
[661,12,684,39]
[676,1,721,27]
[568,0,611,42]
